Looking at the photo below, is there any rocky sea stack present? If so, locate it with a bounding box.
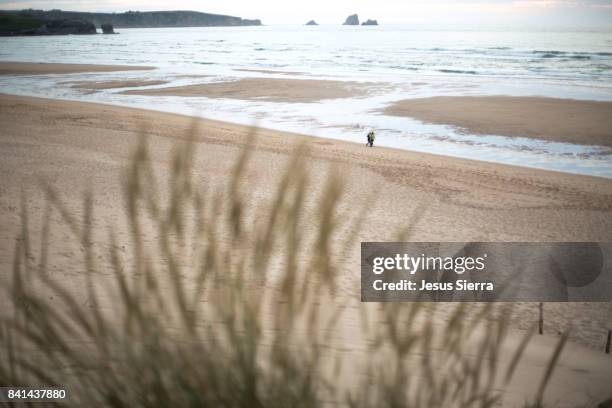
[343,14,359,25]
[101,23,115,34]
[305,20,318,26]
[362,19,378,26]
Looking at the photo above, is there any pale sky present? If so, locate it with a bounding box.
[1,0,611,28]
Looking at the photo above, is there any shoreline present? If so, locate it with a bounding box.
[2,92,611,226]
[0,62,610,179]
[17,90,612,180]
[2,90,611,183]
[0,91,612,186]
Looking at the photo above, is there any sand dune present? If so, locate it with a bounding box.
[384,96,612,147]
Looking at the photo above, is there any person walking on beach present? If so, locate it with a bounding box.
[366,130,376,147]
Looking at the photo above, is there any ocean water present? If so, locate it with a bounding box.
[1,25,611,177]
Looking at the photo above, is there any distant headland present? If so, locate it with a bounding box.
[0,9,262,36]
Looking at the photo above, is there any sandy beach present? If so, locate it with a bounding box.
[0,61,155,75]
[384,96,612,147]
[121,77,380,102]
[1,90,612,405]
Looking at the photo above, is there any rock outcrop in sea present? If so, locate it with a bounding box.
[305,20,318,26]
[362,19,378,26]
[343,14,359,25]
[101,23,115,34]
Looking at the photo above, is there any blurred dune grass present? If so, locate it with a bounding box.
[0,125,571,407]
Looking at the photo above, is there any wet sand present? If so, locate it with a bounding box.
[0,61,156,75]
[63,79,169,90]
[234,68,307,75]
[384,96,612,147]
[121,77,378,102]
